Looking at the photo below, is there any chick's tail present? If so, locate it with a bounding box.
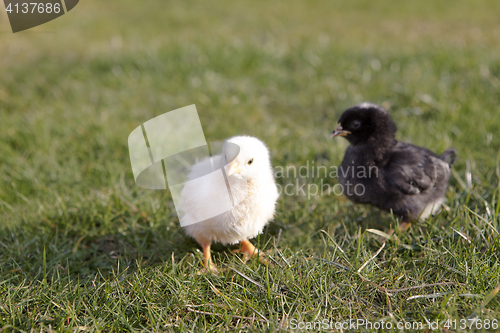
[439,148,457,166]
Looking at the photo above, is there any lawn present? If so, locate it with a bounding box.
[0,0,499,331]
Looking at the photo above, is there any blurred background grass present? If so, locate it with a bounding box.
[1,0,499,331]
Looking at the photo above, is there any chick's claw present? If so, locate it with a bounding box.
[232,239,269,264]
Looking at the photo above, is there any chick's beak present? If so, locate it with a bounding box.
[331,123,351,138]
[226,159,242,176]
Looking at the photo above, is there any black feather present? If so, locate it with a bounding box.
[439,148,457,166]
[333,103,455,223]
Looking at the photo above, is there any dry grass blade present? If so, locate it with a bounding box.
[310,257,351,271]
[464,206,499,236]
[451,227,471,244]
[366,229,393,240]
[408,292,481,301]
[320,230,346,254]
[229,267,264,289]
[357,278,463,297]
[407,292,448,300]
[358,242,385,273]
[186,306,267,323]
[386,282,462,293]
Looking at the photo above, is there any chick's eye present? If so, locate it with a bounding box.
[351,120,361,129]
[247,158,254,165]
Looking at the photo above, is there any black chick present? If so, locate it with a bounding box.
[331,103,456,229]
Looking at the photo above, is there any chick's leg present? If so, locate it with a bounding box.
[201,243,218,273]
[398,222,412,231]
[398,214,412,232]
[387,216,411,239]
[240,239,257,256]
[237,239,268,264]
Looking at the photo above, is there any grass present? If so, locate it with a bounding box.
[1,0,500,331]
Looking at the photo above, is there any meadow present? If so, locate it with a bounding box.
[0,0,499,331]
